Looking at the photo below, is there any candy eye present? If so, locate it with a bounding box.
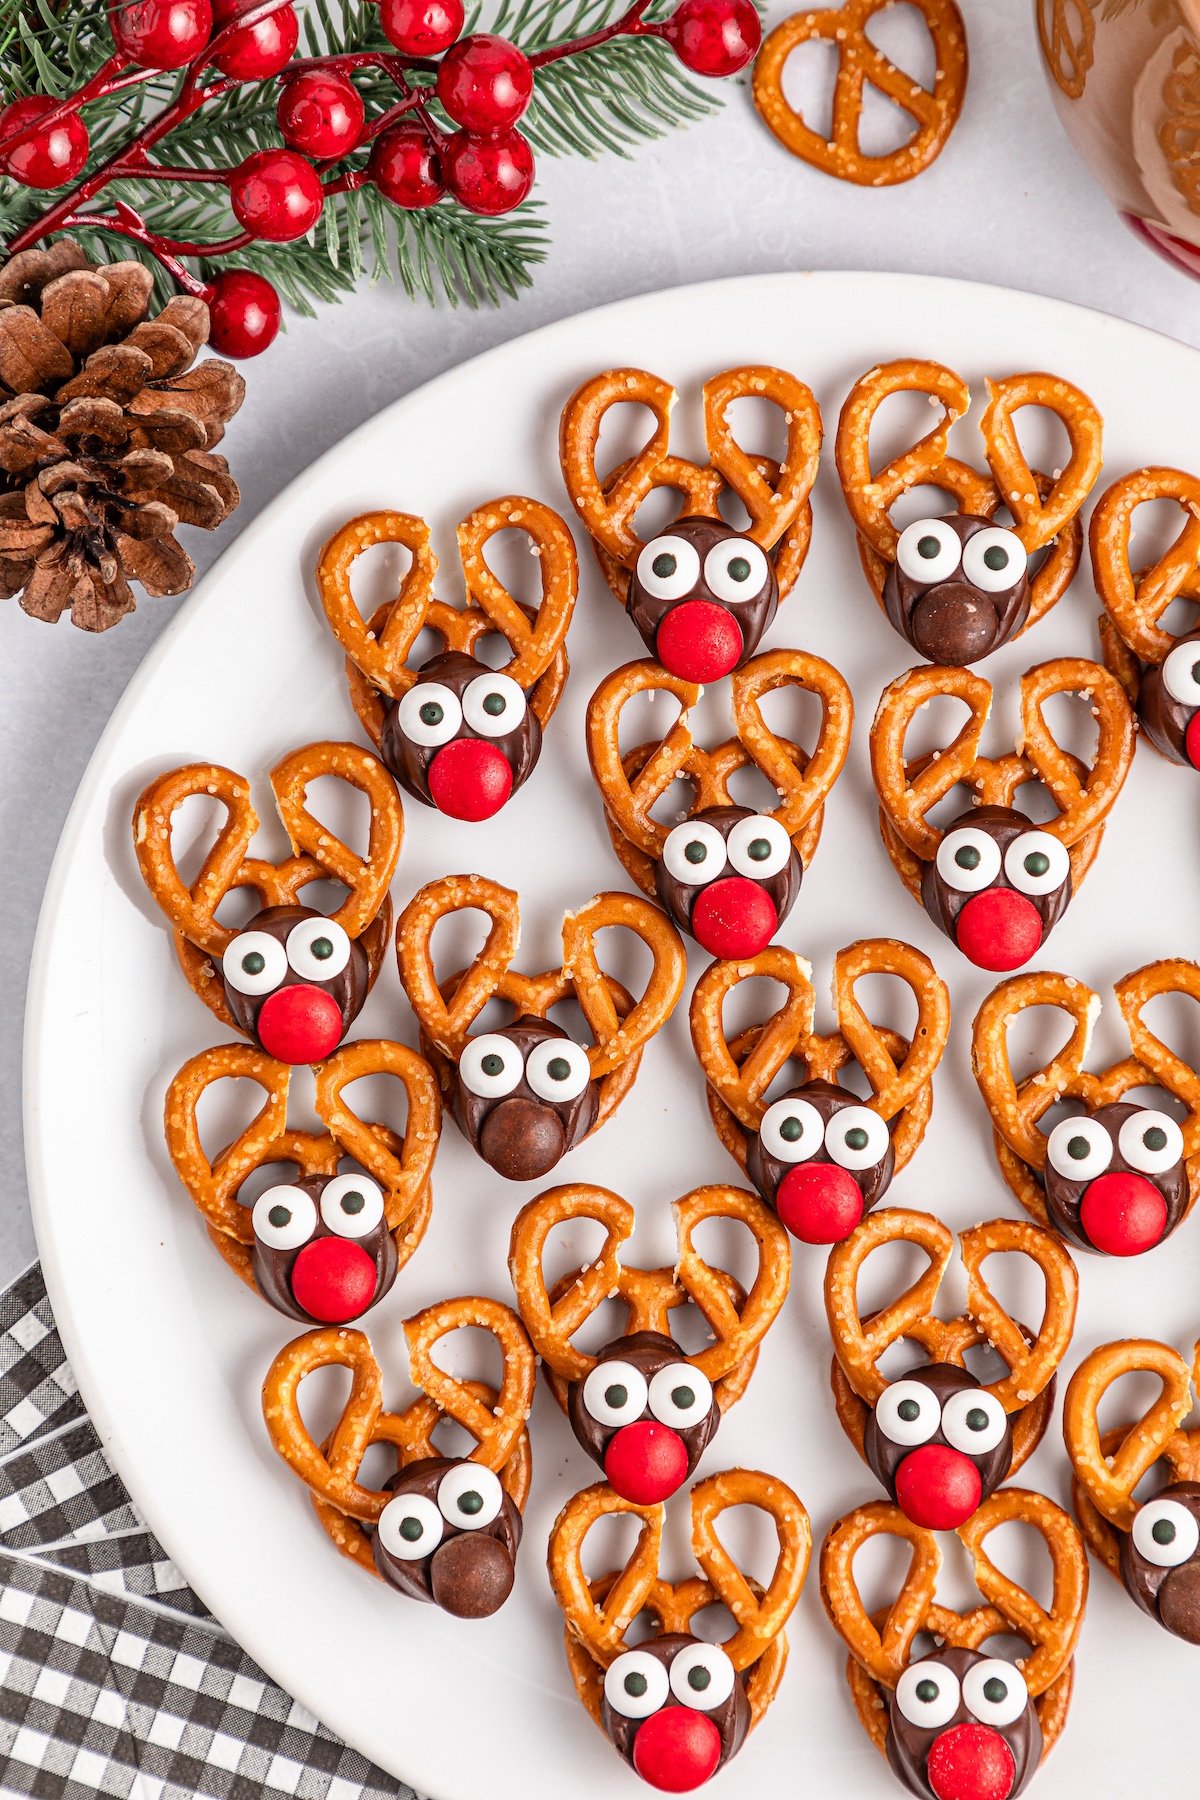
[726,814,792,879]
[636,534,701,602]
[223,929,287,996]
[703,537,769,604]
[319,1173,385,1239]
[462,673,527,738]
[895,1659,961,1729]
[824,1106,890,1172]
[1132,1496,1200,1567]
[377,1492,443,1561]
[668,1643,735,1712]
[1161,640,1200,707]
[759,1097,824,1164]
[961,526,1027,594]
[662,820,728,886]
[581,1359,648,1428]
[524,1038,591,1104]
[1119,1109,1184,1175]
[936,827,1002,894]
[252,1183,318,1251]
[648,1362,713,1430]
[896,517,962,585]
[940,1388,1008,1456]
[604,1649,669,1720]
[1003,830,1069,898]
[285,916,351,981]
[875,1379,941,1448]
[1046,1115,1113,1181]
[437,1463,504,1530]
[962,1659,1029,1728]
[397,681,463,747]
[458,1034,524,1099]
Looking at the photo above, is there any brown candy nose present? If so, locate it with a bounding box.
[1158,1562,1200,1643]
[479,1096,567,1180]
[429,1531,515,1619]
[910,583,1000,665]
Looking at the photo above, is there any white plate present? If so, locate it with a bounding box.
[25,273,1200,1800]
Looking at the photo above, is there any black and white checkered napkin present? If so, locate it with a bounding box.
[0,1264,417,1800]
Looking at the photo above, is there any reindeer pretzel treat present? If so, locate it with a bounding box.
[559,365,821,682]
[262,1296,535,1619]
[396,876,685,1182]
[825,1209,1078,1530]
[1065,1337,1200,1643]
[754,0,968,189]
[133,742,403,1062]
[1090,465,1200,769]
[509,1182,788,1501]
[821,1487,1087,1799]
[870,657,1135,971]
[972,959,1200,1258]
[837,359,1103,663]
[691,940,949,1245]
[587,649,852,957]
[164,1038,439,1323]
[315,499,577,822]
[548,1469,810,1789]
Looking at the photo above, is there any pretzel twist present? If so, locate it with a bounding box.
[1090,466,1200,665]
[1064,1338,1200,1534]
[1037,0,1094,99]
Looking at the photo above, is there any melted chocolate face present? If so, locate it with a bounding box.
[627,517,778,681]
[1119,1482,1200,1643]
[864,1364,1015,1530]
[1040,1100,1188,1257]
[1137,628,1200,769]
[601,1634,751,1789]
[654,805,802,958]
[379,650,542,820]
[921,807,1072,972]
[372,1455,522,1619]
[887,1647,1042,1800]
[567,1332,719,1503]
[884,514,1031,665]
[221,904,369,1063]
[249,1171,397,1324]
[451,1016,599,1182]
[746,1080,894,1244]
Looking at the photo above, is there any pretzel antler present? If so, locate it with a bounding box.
[1090,466,1200,665]
[1064,1338,1200,1533]
[403,1295,536,1475]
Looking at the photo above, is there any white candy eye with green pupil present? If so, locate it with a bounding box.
[937,827,1001,894]
[459,1033,524,1098]
[582,1359,648,1427]
[895,1660,961,1728]
[637,534,701,602]
[962,526,1027,594]
[896,517,962,585]
[663,820,728,885]
[605,1649,669,1720]
[759,1096,824,1163]
[525,1038,591,1103]
[941,1388,1008,1455]
[286,916,351,980]
[1132,1496,1200,1567]
[1003,830,1069,897]
[398,681,463,747]
[825,1106,890,1172]
[319,1173,385,1239]
[875,1379,940,1447]
[437,1462,503,1529]
[648,1362,712,1429]
[1046,1114,1113,1181]
[224,929,287,996]
[726,814,791,879]
[962,1659,1029,1727]
[377,1492,442,1561]
[1118,1109,1184,1175]
[462,672,526,737]
[668,1642,735,1711]
[252,1183,318,1251]
[704,537,769,603]
[1162,640,1200,707]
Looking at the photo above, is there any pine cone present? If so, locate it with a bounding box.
[0,240,245,631]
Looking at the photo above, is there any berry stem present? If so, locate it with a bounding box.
[527,0,654,68]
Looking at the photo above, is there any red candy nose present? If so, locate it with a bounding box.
[427,738,514,821]
[604,1421,690,1504]
[775,1163,864,1244]
[1080,1170,1169,1256]
[632,1707,723,1793]
[655,600,744,682]
[954,888,1044,971]
[290,1236,378,1323]
[689,877,778,958]
[926,1723,1017,1800]
[894,1444,983,1529]
[1185,713,1200,770]
[256,985,344,1063]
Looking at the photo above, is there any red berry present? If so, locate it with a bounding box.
[655,599,744,681]
[926,1723,1017,1800]
[290,1236,378,1323]
[1079,1171,1169,1256]
[379,0,464,57]
[632,1707,723,1793]
[894,1444,983,1530]
[426,739,512,818]
[230,148,323,241]
[953,888,1044,971]
[441,127,533,215]
[662,0,761,77]
[211,0,298,78]
[0,98,89,188]
[775,1164,864,1244]
[109,0,212,68]
[368,123,445,210]
[255,985,344,1062]
[206,269,281,358]
[277,70,364,158]
[604,1421,690,1504]
[1186,712,1200,769]
[690,877,777,958]
[436,33,533,132]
